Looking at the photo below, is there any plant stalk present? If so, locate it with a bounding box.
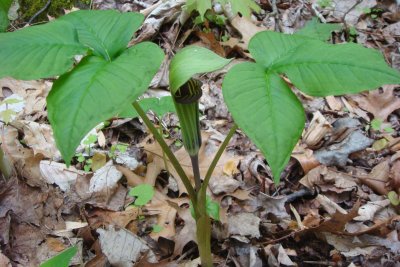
[190,154,202,192]
[132,101,197,203]
[196,210,213,267]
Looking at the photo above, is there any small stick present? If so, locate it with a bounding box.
[27,0,51,25]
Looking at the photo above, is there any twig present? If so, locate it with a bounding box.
[342,0,362,30]
[27,0,51,25]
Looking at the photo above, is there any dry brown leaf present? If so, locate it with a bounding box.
[358,160,391,195]
[173,208,196,256]
[300,166,357,193]
[302,111,332,148]
[97,225,157,266]
[86,208,139,232]
[352,85,400,121]
[313,201,360,234]
[143,132,239,195]
[19,121,60,159]
[0,252,12,267]
[225,15,266,53]
[325,96,343,111]
[195,31,226,57]
[390,158,400,193]
[0,77,50,118]
[40,160,85,192]
[292,144,320,174]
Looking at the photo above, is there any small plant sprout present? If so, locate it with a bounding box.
[129,184,155,206]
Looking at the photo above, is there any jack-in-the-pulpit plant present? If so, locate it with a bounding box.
[1,9,400,267]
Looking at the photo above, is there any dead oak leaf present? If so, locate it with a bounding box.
[352,85,400,121]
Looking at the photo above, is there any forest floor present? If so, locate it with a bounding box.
[1,0,400,266]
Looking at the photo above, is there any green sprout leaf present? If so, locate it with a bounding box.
[129,184,155,206]
[189,196,220,221]
[119,96,175,118]
[40,246,77,267]
[206,196,220,221]
[371,118,382,131]
[388,191,400,206]
[152,224,163,233]
[223,30,400,183]
[296,17,341,41]
[47,42,164,165]
[169,46,231,95]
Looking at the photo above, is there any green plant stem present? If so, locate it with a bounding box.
[132,101,197,202]
[196,212,213,267]
[190,154,202,192]
[200,123,238,198]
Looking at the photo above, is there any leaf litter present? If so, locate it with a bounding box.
[1,0,400,266]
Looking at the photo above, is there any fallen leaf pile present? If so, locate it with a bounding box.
[1,0,400,266]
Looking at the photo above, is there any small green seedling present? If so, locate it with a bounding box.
[109,143,129,159]
[129,184,155,206]
[317,0,333,8]
[40,246,77,267]
[388,191,400,206]
[370,118,394,134]
[152,224,163,233]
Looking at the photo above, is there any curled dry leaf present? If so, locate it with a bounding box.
[303,111,332,148]
[300,165,357,193]
[40,160,86,192]
[357,160,391,195]
[292,144,320,174]
[354,199,391,222]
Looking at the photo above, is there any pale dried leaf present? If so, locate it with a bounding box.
[21,121,60,159]
[97,226,157,267]
[40,160,85,192]
[227,213,261,238]
[89,161,123,193]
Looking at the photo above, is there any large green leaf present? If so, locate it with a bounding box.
[47,42,164,164]
[61,10,144,61]
[295,18,341,41]
[119,96,175,118]
[222,62,305,182]
[250,31,400,96]
[223,30,400,182]
[40,246,77,267]
[169,46,231,94]
[0,0,12,32]
[0,20,87,80]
